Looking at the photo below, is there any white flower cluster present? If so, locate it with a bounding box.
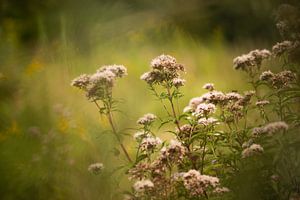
[133,131,147,141]
[194,103,216,117]
[187,91,227,109]
[233,49,271,70]
[140,135,162,152]
[128,162,150,180]
[160,140,186,163]
[88,162,104,174]
[256,100,270,107]
[272,40,294,56]
[198,117,219,126]
[182,170,223,196]
[260,70,296,89]
[137,113,157,126]
[252,121,289,137]
[71,65,127,100]
[141,54,185,86]
[133,179,154,195]
[242,144,264,158]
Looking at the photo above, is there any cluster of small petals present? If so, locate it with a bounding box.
[71,74,90,89]
[140,71,163,85]
[128,162,150,180]
[160,140,186,163]
[264,121,289,135]
[187,91,226,112]
[256,100,270,107]
[225,92,243,101]
[202,83,215,91]
[133,131,147,141]
[272,40,294,57]
[198,117,219,126]
[150,54,185,72]
[71,65,127,100]
[201,91,227,104]
[172,78,186,87]
[195,103,216,116]
[252,122,289,137]
[260,70,296,89]
[140,136,162,151]
[90,70,116,86]
[242,144,264,158]
[183,106,193,113]
[137,113,157,126]
[183,170,220,196]
[233,49,271,70]
[214,187,230,194]
[260,70,274,81]
[88,163,104,174]
[188,97,204,109]
[238,90,255,106]
[97,64,127,78]
[141,55,185,86]
[252,127,266,137]
[133,179,154,194]
[272,70,297,88]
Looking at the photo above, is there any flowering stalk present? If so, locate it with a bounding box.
[71,64,132,163]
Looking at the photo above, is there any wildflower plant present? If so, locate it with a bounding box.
[71,65,132,163]
[71,4,300,200]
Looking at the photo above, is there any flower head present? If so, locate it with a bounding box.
[140,136,162,152]
[88,163,104,174]
[233,49,271,71]
[195,103,216,117]
[256,100,270,107]
[71,74,90,90]
[160,140,186,164]
[272,41,294,57]
[71,65,127,101]
[198,117,219,126]
[172,78,186,88]
[182,170,220,196]
[97,64,127,78]
[141,54,185,85]
[133,179,154,195]
[242,144,264,158]
[137,113,157,126]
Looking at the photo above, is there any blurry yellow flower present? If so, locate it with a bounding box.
[9,120,20,135]
[25,58,44,76]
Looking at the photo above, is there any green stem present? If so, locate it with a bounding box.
[94,101,132,163]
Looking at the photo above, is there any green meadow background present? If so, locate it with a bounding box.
[0,0,290,199]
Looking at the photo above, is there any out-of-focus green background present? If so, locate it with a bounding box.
[0,0,292,199]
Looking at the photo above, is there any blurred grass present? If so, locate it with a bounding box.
[0,1,277,199]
